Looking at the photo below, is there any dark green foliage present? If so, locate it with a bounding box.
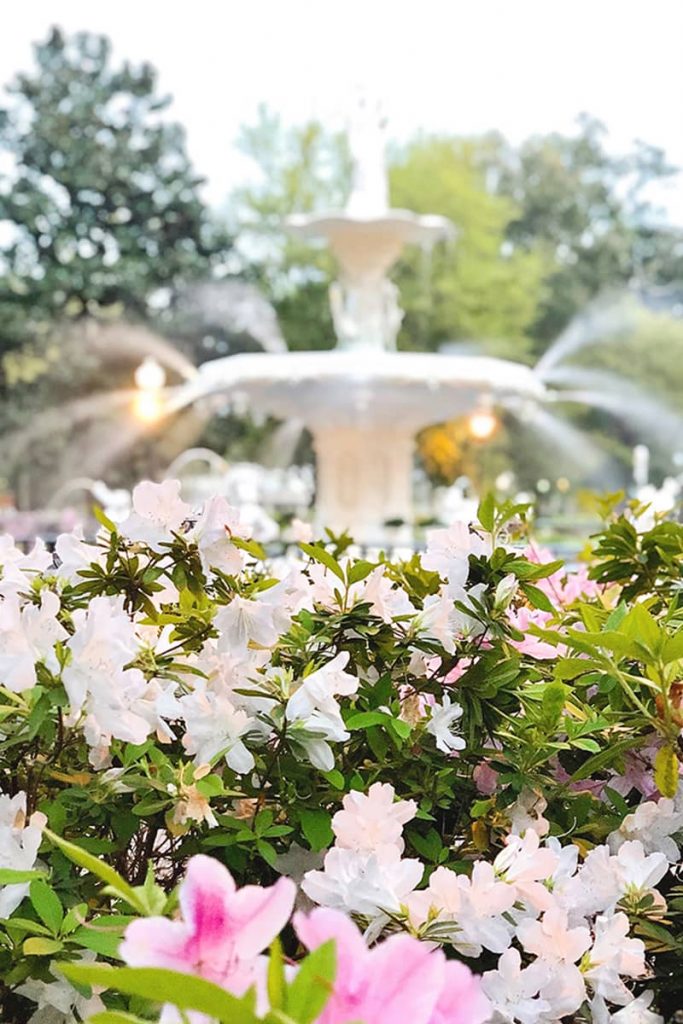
[0,27,231,375]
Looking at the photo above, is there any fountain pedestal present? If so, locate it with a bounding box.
[312,424,414,542]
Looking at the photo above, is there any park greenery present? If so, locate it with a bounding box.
[1,482,683,1022]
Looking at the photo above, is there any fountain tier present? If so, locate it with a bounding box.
[179,350,545,541]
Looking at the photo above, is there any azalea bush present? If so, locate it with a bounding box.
[1,481,683,1022]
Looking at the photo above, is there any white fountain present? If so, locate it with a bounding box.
[171,101,546,542]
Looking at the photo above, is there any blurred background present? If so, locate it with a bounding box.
[2,0,683,549]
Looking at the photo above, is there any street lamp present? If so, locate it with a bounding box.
[134,357,166,392]
[467,398,498,441]
[133,357,166,423]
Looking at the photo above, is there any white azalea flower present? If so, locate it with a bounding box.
[119,479,191,547]
[422,521,490,595]
[286,652,358,724]
[608,796,683,863]
[331,782,417,855]
[582,912,647,1006]
[214,595,280,652]
[180,686,256,773]
[481,947,552,1024]
[556,843,622,920]
[517,904,591,965]
[493,829,559,912]
[0,590,67,692]
[256,569,312,634]
[426,694,466,754]
[302,846,422,917]
[191,495,247,576]
[53,528,100,583]
[17,951,105,1022]
[361,566,415,622]
[408,861,516,957]
[0,535,52,597]
[62,595,138,712]
[418,584,486,652]
[610,990,664,1024]
[0,791,46,918]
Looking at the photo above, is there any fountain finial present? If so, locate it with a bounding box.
[285,96,453,353]
[345,95,389,218]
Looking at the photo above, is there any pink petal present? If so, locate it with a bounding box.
[362,935,445,1024]
[430,961,491,1024]
[120,917,193,972]
[294,907,367,983]
[227,876,296,959]
[180,855,237,966]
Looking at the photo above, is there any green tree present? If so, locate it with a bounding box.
[485,115,682,349]
[229,106,350,351]
[0,27,231,377]
[389,137,545,358]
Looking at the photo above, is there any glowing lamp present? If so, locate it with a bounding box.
[134,357,166,392]
[468,404,498,441]
[133,390,164,423]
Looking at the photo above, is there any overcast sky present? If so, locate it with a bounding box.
[2,1,683,218]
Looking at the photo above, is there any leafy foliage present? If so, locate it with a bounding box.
[1,487,683,1018]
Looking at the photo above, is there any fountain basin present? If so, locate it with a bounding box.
[181,350,544,427]
[172,350,545,541]
[287,210,453,280]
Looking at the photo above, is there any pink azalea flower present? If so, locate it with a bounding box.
[524,545,600,607]
[507,606,558,660]
[120,855,295,992]
[561,566,600,604]
[473,761,499,796]
[294,907,490,1024]
[443,657,473,685]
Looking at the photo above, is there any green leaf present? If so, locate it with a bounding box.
[44,829,145,914]
[299,809,334,852]
[286,941,336,1024]
[621,603,662,657]
[232,535,267,561]
[408,827,443,862]
[71,915,135,959]
[0,868,45,884]
[570,736,644,782]
[571,737,601,753]
[654,745,679,799]
[256,840,278,868]
[93,504,117,533]
[299,542,345,583]
[555,657,595,680]
[322,769,345,790]
[30,879,63,935]
[541,682,568,729]
[60,964,259,1024]
[346,560,376,585]
[603,786,631,817]
[3,918,52,938]
[90,1014,150,1024]
[23,936,63,956]
[387,717,412,740]
[477,493,495,533]
[267,938,286,1011]
[520,582,555,613]
[662,630,683,665]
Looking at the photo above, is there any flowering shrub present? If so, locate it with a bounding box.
[1,483,683,1022]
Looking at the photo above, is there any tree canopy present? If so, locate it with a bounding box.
[0,28,231,380]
